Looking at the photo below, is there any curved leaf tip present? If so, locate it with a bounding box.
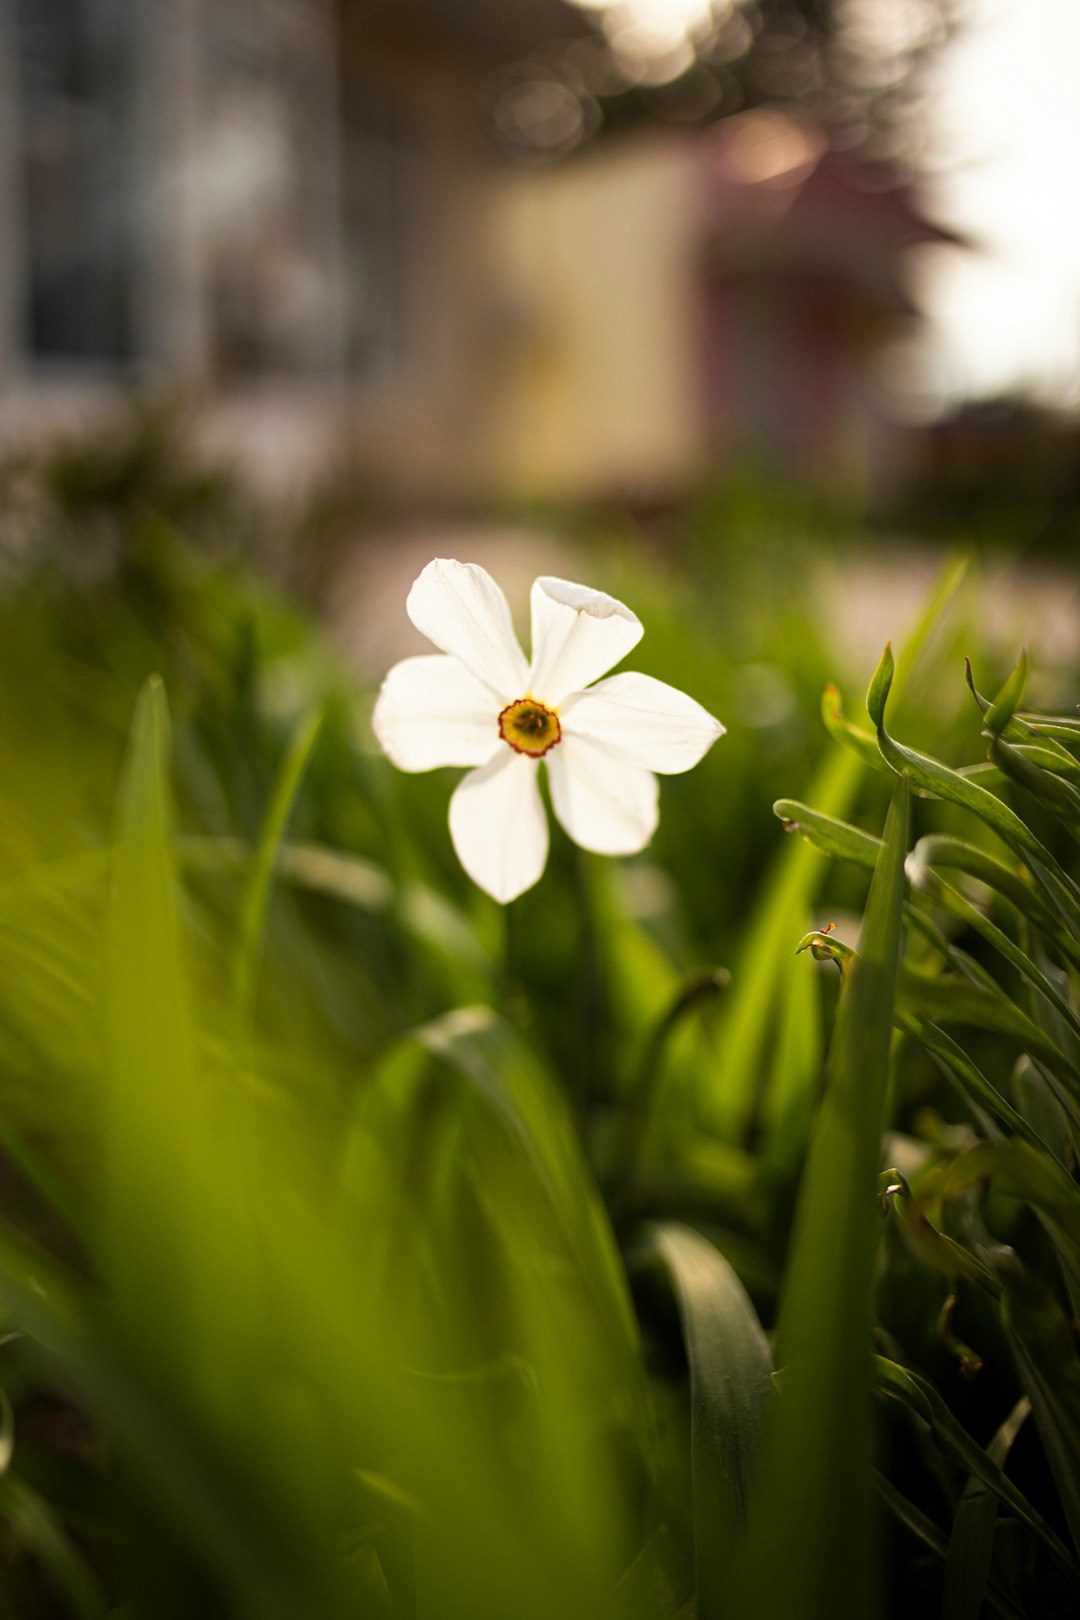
[866,643,895,731]
[985,651,1030,740]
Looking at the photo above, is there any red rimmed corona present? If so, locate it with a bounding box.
[498,697,562,758]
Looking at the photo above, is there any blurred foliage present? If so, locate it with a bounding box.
[0,415,1078,1617]
[901,396,1080,558]
[497,0,967,172]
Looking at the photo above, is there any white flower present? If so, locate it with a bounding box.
[372,559,725,902]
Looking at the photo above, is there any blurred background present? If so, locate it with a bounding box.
[1,0,1079,588]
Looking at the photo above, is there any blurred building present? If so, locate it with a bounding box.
[485,110,956,504]
[0,0,590,495]
[0,2,948,506]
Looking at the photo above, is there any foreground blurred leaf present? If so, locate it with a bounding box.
[106,675,202,1371]
[0,1225,315,1620]
[234,706,323,1019]
[0,1471,107,1620]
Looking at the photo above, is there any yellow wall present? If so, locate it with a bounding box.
[481,134,703,501]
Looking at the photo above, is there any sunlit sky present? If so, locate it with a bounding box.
[920,0,1080,408]
[572,0,1080,411]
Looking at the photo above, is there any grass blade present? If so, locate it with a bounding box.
[732,775,910,1620]
[234,706,323,1018]
[700,746,862,1142]
[874,1471,1025,1620]
[0,1472,108,1620]
[875,1356,1079,1580]
[638,1221,772,1618]
[941,1397,1030,1620]
[107,676,201,1370]
[866,645,1080,917]
[999,1262,1080,1555]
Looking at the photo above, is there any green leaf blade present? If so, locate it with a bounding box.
[733,775,911,1620]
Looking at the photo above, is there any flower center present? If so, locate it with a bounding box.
[498,697,561,758]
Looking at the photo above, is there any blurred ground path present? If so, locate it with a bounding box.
[838,546,1080,679]
[331,523,1080,692]
[330,524,583,678]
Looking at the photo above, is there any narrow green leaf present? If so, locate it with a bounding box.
[906,835,1061,938]
[234,706,323,1017]
[865,642,895,730]
[870,654,1080,919]
[615,969,730,1194]
[408,1007,649,1412]
[1017,712,1080,741]
[611,1526,688,1620]
[700,745,863,1140]
[967,659,1079,763]
[874,1467,948,1561]
[0,1118,92,1249]
[1014,1056,1074,1173]
[773,799,881,869]
[733,777,910,1620]
[0,1472,108,1620]
[875,1471,1026,1620]
[941,1398,1030,1620]
[178,835,393,911]
[911,867,1080,1048]
[0,1225,315,1620]
[984,651,1029,739]
[760,927,824,1179]
[821,682,891,772]
[899,1015,1064,1165]
[897,968,1080,1101]
[1013,742,1080,783]
[999,1261,1080,1556]
[881,1169,999,1293]
[639,1222,771,1619]
[875,1356,1079,1580]
[107,676,201,1367]
[988,734,1080,834]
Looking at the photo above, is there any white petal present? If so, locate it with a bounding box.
[449,751,549,903]
[546,735,658,856]
[372,655,500,771]
[528,577,643,704]
[407,559,530,702]
[559,672,725,774]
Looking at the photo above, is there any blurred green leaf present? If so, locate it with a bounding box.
[637,1221,771,1618]
[234,705,323,1018]
[699,746,862,1142]
[0,1471,107,1620]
